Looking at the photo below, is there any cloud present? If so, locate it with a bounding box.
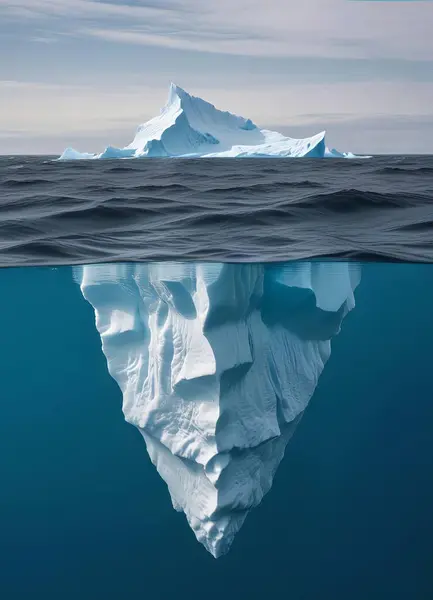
[81,28,269,56]
[30,36,58,43]
[95,0,184,10]
[1,0,432,59]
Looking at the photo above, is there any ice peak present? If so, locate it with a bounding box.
[167,82,188,107]
[59,83,365,160]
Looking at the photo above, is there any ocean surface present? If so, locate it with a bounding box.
[1,155,433,265]
[0,262,432,600]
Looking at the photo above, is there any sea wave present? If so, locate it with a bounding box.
[1,155,432,266]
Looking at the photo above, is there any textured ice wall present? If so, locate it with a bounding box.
[77,262,360,557]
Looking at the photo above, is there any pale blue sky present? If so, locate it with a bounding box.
[1,0,432,154]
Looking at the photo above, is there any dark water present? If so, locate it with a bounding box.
[1,155,433,265]
[1,262,433,600]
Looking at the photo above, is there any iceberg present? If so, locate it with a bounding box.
[76,261,361,557]
[61,83,364,160]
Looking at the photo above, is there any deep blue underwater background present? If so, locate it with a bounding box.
[0,262,432,600]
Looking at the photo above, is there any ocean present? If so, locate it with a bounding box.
[1,155,433,265]
[0,157,432,600]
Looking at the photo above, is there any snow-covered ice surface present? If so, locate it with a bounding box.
[76,261,361,557]
[61,84,366,160]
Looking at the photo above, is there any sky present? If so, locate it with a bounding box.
[1,0,432,154]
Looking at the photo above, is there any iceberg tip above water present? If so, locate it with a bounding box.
[60,83,368,160]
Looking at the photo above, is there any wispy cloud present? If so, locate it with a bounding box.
[82,28,273,56]
[1,0,432,59]
[30,36,58,43]
[94,0,185,10]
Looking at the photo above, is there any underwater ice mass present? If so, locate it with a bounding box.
[60,84,363,160]
[77,261,361,557]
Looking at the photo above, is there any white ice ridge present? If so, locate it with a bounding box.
[76,261,361,557]
[61,83,366,160]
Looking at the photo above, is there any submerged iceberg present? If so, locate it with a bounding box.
[61,83,364,160]
[76,261,361,557]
